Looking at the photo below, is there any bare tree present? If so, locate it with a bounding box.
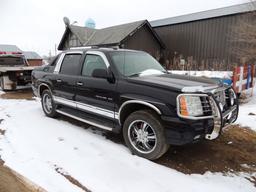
[230,1,256,64]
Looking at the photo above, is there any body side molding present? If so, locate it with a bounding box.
[118,100,162,125]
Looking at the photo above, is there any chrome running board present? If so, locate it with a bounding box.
[56,109,113,131]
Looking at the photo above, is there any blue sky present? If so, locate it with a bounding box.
[0,0,249,56]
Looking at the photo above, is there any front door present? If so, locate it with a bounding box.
[75,51,116,120]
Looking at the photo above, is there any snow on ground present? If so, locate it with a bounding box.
[236,87,256,131]
[169,70,233,79]
[0,95,255,191]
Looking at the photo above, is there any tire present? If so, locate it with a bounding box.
[123,110,169,160]
[41,89,57,118]
[0,76,4,90]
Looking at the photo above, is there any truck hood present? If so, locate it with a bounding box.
[127,73,220,92]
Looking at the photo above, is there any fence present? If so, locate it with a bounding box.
[232,65,255,94]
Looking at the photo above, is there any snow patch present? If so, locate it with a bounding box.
[0,98,255,191]
[169,70,232,79]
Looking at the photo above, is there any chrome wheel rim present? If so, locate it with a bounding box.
[128,120,157,154]
[43,94,52,114]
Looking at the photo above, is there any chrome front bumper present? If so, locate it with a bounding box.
[205,104,238,140]
[178,86,239,140]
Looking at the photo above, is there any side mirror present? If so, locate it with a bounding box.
[92,68,109,79]
[92,68,115,83]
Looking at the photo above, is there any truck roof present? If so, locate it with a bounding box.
[62,48,143,54]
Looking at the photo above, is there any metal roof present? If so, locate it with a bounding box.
[23,51,42,60]
[150,2,256,27]
[58,20,165,49]
[0,44,22,52]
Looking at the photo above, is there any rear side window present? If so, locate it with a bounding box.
[82,54,107,77]
[60,54,82,75]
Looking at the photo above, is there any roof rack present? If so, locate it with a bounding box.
[69,45,120,50]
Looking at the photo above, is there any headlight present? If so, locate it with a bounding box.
[178,95,203,117]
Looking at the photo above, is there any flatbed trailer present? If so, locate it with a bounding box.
[0,51,36,90]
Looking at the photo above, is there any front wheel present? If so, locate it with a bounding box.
[41,89,57,117]
[123,110,169,160]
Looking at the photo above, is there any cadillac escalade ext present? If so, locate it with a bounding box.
[31,48,239,160]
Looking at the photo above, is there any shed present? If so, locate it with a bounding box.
[58,20,165,59]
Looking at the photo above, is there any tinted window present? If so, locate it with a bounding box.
[110,51,165,77]
[82,54,107,76]
[60,54,81,75]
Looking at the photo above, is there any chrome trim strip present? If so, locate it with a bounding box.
[53,96,117,119]
[77,102,114,119]
[176,93,214,120]
[53,53,65,74]
[53,96,77,108]
[121,96,166,106]
[86,51,110,67]
[118,100,162,125]
[56,109,113,131]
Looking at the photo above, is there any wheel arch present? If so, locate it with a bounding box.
[118,100,162,126]
[38,83,52,97]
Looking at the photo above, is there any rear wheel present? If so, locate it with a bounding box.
[41,89,57,117]
[123,110,169,160]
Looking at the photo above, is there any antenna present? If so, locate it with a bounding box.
[63,17,70,26]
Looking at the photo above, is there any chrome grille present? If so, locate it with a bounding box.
[214,90,226,107]
[201,97,212,115]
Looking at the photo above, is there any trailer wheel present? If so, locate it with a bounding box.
[0,76,4,90]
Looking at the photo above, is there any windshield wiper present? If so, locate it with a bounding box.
[128,72,142,77]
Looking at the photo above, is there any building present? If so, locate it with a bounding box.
[23,51,43,66]
[58,2,255,71]
[0,44,43,66]
[0,44,22,53]
[58,20,165,59]
[151,2,256,70]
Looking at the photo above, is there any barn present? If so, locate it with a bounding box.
[151,2,256,70]
[58,20,165,59]
[58,2,255,71]
[23,51,43,66]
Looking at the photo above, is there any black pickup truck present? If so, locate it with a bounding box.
[32,48,239,160]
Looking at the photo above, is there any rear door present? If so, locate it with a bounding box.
[51,52,82,106]
[75,51,117,120]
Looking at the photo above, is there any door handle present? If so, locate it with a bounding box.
[56,79,62,83]
[76,82,83,86]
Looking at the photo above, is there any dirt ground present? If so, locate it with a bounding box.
[0,89,256,190]
[0,88,34,100]
[0,159,46,192]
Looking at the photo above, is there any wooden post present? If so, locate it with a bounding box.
[232,66,238,93]
[251,64,255,96]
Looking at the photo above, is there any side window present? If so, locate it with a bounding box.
[60,54,82,75]
[82,54,107,77]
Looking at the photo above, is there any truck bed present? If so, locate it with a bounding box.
[0,66,36,73]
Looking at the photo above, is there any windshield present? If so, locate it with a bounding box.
[0,56,26,66]
[109,51,166,77]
